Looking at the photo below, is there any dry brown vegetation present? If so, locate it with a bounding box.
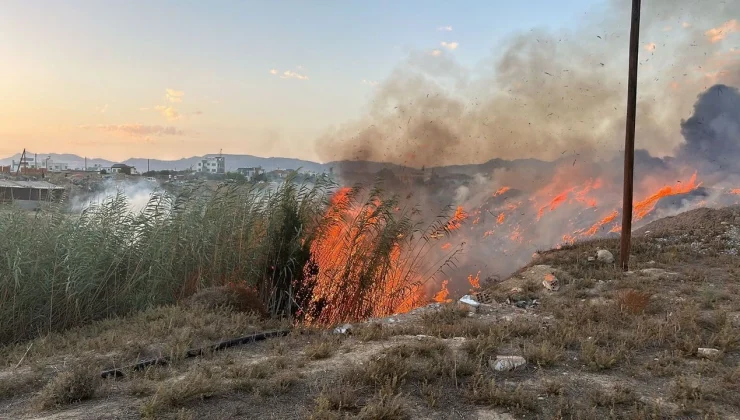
[1,206,739,419]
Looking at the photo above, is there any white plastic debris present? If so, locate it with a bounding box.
[542,274,560,291]
[587,256,595,262]
[459,295,481,308]
[490,355,527,372]
[333,324,352,334]
[697,348,720,358]
[596,249,615,264]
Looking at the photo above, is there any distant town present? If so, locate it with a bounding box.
[1,150,329,183]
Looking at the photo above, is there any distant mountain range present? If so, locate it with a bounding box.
[0,151,562,176]
[0,152,327,173]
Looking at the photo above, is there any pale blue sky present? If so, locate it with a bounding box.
[0,0,695,161]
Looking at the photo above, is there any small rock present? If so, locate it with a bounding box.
[490,356,527,372]
[647,260,656,265]
[596,249,614,264]
[721,221,729,225]
[587,256,595,262]
[510,287,524,294]
[697,348,721,359]
[333,324,352,334]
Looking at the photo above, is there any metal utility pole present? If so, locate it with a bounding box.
[619,0,642,271]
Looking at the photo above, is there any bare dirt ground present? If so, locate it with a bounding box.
[1,206,739,420]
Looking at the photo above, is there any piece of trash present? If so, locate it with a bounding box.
[587,256,595,262]
[459,295,481,308]
[697,348,720,358]
[542,273,560,291]
[490,355,527,371]
[597,249,615,264]
[333,324,352,334]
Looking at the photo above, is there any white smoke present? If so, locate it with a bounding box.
[69,179,160,214]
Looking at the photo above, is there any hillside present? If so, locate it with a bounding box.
[1,206,738,419]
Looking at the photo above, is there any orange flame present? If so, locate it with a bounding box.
[731,189,740,195]
[494,186,511,196]
[433,280,450,302]
[497,212,505,224]
[583,210,619,236]
[441,242,452,250]
[633,172,700,220]
[468,271,481,289]
[446,206,468,231]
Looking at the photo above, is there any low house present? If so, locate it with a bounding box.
[110,164,137,175]
[0,180,65,208]
[236,167,263,181]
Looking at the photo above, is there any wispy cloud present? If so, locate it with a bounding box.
[705,19,739,43]
[361,79,378,86]
[644,42,656,52]
[269,69,278,75]
[79,124,186,138]
[682,22,692,28]
[437,25,453,32]
[429,49,442,57]
[165,88,184,103]
[274,70,309,80]
[440,41,459,50]
[155,105,181,121]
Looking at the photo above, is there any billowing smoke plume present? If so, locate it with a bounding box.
[317,0,740,169]
[314,0,740,294]
[678,84,740,174]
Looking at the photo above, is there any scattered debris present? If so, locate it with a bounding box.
[697,347,721,359]
[596,249,614,264]
[459,295,481,308]
[333,324,352,335]
[490,356,527,372]
[542,273,560,291]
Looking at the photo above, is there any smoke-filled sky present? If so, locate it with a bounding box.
[1,0,738,163]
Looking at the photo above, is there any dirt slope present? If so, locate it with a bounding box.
[1,206,739,419]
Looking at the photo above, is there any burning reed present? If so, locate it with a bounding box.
[0,175,458,344]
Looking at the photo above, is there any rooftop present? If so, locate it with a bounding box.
[0,180,65,190]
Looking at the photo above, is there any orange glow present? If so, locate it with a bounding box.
[494,186,511,196]
[536,178,601,220]
[468,271,481,289]
[562,234,576,244]
[446,206,468,231]
[483,230,495,238]
[497,212,505,224]
[583,210,619,236]
[304,187,426,325]
[633,172,700,220]
[441,242,452,250]
[433,280,450,302]
[509,225,522,243]
[731,189,740,195]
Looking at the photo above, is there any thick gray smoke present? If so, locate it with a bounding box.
[679,84,740,174]
[317,0,740,168]
[315,0,740,295]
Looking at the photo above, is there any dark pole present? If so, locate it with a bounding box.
[619,0,642,271]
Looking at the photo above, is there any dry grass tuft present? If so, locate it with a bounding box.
[140,366,221,418]
[357,388,410,420]
[466,372,536,412]
[523,340,565,367]
[580,340,623,371]
[33,364,101,410]
[618,289,652,315]
[0,369,44,401]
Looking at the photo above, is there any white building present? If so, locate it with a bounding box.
[45,159,69,172]
[196,156,225,174]
[236,166,262,181]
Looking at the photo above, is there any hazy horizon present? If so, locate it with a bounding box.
[2,0,739,166]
